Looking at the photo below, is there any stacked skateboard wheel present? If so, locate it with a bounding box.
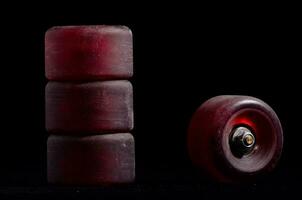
[45,25,135,185]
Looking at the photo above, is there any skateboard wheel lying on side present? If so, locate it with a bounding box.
[47,133,135,185]
[46,80,133,134]
[45,25,133,80]
[187,95,283,183]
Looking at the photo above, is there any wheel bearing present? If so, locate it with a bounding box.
[230,126,256,158]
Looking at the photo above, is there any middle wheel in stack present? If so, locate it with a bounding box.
[46,80,133,134]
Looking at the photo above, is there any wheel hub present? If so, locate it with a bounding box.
[230,126,256,158]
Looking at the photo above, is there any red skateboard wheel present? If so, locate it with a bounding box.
[47,133,135,185]
[46,81,133,134]
[187,95,283,182]
[45,25,133,81]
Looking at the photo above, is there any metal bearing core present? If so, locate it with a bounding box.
[230,126,256,158]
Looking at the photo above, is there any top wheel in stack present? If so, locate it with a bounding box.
[45,25,133,81]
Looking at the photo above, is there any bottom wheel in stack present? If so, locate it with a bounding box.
[47,133,135,185]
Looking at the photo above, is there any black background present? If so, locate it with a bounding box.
[0,2,301,199]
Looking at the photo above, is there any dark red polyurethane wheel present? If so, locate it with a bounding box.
[47,133,135,185]
[46,81,133,134]
[187,95,283,182]
[45,25,133,81]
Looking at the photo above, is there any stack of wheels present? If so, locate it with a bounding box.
[187,95,283,183]
[45,25,135,185]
